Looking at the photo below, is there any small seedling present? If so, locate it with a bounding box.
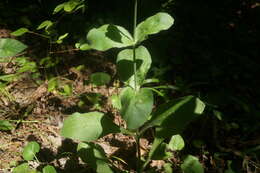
[13,141,57,173]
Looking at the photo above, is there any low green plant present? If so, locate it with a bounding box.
[61,0,206,172]
[13,141,57,173]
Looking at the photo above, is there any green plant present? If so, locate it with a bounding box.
[13,141,57,173]
[61,0,206,172]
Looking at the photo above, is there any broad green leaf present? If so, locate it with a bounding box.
[0,38,27,58]
[61,112,120,141]
[11,28,29,36]
[143,96,205,168]
[181,155,204,173]
[0,120,13,131]
[37,20,53,30]
[53,3,65,14]
[168,134,185,151]
[77,142,114,173]
[22,141,40,161]
[43,165,57,173]
[119,87,153,130]
[87,24,133,51]
[13,163,37,173]
[90,72,111,86]
[135,12,174,43]
[117,46,151,88]
[64,0,79,12]
[149,96,205,138]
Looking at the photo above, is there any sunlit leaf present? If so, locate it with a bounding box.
[117,46,151,88]
[13,163,37,173]
[120,87,153,130]
[181,155,204,173]
[11,28,29,36]
[0,38,27,58]
[0,74,20,82]
[87,24,133,51]
[22,141,40,161]
[42,165,57,173]
[136,12,174,43]
[37,20,53,30]
[168,134,185,151]
[64,0,79,12]
[53,3,65,14]
[56,33,69,44]
[48,78,58,92]
[62,84,72,96]
[77,142,113,173]
[79,43,91,50]
[110,94,121,110]
[164,163,173,173]
[61,112,120,141]
[0,120,13,131]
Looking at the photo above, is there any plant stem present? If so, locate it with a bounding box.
[133,0,138,91]
[135,133,141,173]
[28,31,50,39]
[8,120,39,123]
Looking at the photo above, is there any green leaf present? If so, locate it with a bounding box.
[0,120,13,131]
[0,38,27,58]
[90,72,111,86]
[61,112,120,141]
[151,142,173,160]
[79,43,91,50]
[87,24,133,51]
[117,46,151,88]
[22,141,40,161]
[53,3,65,14]
[0,74,20,82]
[60,84,72,96]
[17,60,37,73]
[136,12,174,43]
[13,163,37,173]
[11,28,29,36]
[64,0,80,12]
[181,155,204,173]
[110,94,121,110]
[164,163,173,173]
[119,87,153,130]
[168,134,185,151]
[43,165,57,173]
[48,78,58,92]
[149,95,205,138]
[143,96,205,168]
[56,33,69,44]
[77,142,114,173]
[37,20,53,30]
